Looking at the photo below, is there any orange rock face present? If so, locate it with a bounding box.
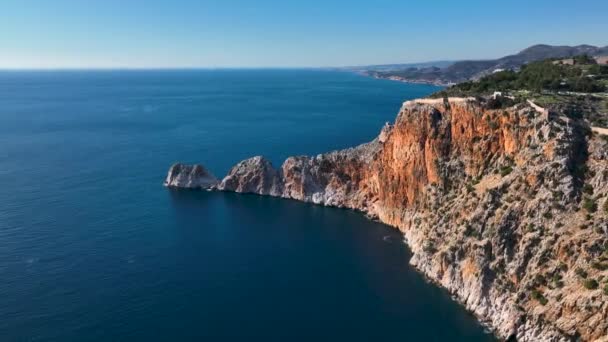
[369,99,541,227]
[168,97,608,341]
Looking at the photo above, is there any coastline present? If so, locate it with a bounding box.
[347,69,452,87]
[166,97,608,341]
[368,74,452,87]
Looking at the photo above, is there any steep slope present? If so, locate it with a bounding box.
[165,98,608,341]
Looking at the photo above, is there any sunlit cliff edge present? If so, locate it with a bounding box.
[165,97,608,341]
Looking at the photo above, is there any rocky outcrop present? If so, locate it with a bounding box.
[217,156,284,196]
[167,98,608,341]
[164,163,218,189]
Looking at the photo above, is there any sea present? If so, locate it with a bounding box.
[0,69,495,341]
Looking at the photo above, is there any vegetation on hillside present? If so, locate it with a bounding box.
[432,57,608,98]
[363,44,608,85]
[429,56,608,126]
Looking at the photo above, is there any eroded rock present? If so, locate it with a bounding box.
[166,98,608,341]
[164,163,218,189]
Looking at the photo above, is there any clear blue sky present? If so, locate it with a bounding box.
[1,0,607,68]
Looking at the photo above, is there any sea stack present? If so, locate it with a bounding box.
[164,163,218,189]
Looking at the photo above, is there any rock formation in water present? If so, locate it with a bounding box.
[164,163,218,189]
[165,97,608,341]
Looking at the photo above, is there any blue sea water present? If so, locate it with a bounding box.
[0,70,494,341]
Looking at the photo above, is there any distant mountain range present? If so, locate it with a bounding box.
[352,44,608,85]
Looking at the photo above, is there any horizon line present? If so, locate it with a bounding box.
[0,58,461,71]
[2,42,606,72]
[0,66,335,72]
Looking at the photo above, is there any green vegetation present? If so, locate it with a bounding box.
[526,224,536,233]
[533,93,570,108]
[592,261,608,271]
[552,273,564,288]
[604,284,608,296]
[573,55,598,65]
[589,63,608,76]
[541,95,608,126]
[426,55,608,127]
[583,279,599,290]
[583,197,597,213]
[552,190,564,200]
[531,289,548,305]
[466,183,475,193]
[499,166,513,177]
[534,274,547,286]
[576,268,588,279]
[516,60,604,93]
[464,225,481,239]
[432,57,608,99]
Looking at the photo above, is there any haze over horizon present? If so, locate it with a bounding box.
[1,0,607,69]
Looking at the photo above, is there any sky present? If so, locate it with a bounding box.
[1,0,607,69]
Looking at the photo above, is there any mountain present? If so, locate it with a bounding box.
[358,44,608,85]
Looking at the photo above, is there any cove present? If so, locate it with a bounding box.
[0,69,493,341]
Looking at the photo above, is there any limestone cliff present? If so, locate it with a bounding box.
[166,98,608,341]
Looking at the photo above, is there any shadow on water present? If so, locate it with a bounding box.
[167,189,496,342]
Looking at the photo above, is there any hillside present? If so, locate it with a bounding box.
[356,44,608,85]
[431,57,608,128]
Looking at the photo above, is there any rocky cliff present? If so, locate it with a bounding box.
[165,98,608,341]
[163,163,218,189]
